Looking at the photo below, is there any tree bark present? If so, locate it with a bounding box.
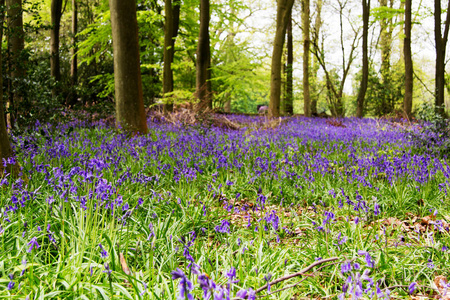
[403,0,413,120]
[6,0,25,127]
[311,0,323,116]
[399,0,405,62]
[163,0,180,112]
[0,0,18,176]
[379,0,393,82]
[269,0,295,118]
[302,0,311,116]
[285,14,294,115]
[109,0,148,134]
[356,0,370,118]
[71,0,77,90]
[434,0,450,116]
[196,0,212,109]
[50,0,62,99]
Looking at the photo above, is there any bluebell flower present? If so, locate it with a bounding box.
[171,268,194,300]
[341,262,352,274]
[264,273,272,292]
[7,274,14,290]
[27,237,40,253]
[98,243,108,258]
[236,288,256,300]
[408,282,417,294]
[427,259,435,269]
[215,220,231,233]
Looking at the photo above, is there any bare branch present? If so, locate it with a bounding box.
[254,257,340,294]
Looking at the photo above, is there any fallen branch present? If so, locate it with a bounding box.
[255,257,340,294]
[256,261,342,298]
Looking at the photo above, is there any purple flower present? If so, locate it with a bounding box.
[427,259,435,269]
[99,243,108,258]
[198,274,216,299]
[103,263,112,275]
[264,273,272,292]
[215,219,231,234]
[7,280,15,291]
[358,250,375,268]
[171,268,194,300]
[374,202,381,216]
[226,267,236,280]
[341,262,352,274]
[236,288,256,299]
[27,237,40,252]
[409,282,417,294]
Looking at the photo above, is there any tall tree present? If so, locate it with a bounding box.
[50,0,63,98]
[356,0,370,118]
[434,0,450,116]
[0,0,18,176]
[378,0,393,83]
[196,0,212,108]
[285,13,294,115]
[311,0,359,117]
[6,0,25,128]
[109,0,148,134]
[403,0,413,119]
[269,0,295,118]
[311,0,323,115]
[71,0,78,102]
[163,0,181,112]
[302,0,311,117]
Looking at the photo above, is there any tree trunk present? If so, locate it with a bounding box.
[285,14,294,115]
[356,0,370,118]
[0,0,18,176]
[196,0,212,109]
[163,0,181,112]
[399,1,405,62]
[379,0,392,82]
[302,0,310,117]
[50,0,62,99]
[109,0,148,134]
[311,0,323,116]
[403,0,413,120]
[434,0,450,116]
[6,0,25,127]
[70,0,78,106]
[269,0,295,118]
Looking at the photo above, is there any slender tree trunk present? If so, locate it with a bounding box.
[0,0,18,176]
[109,0,148,134]
[6,0,25,127]
[163,0,181,112]
[70,0,78,105]
[269,0,295,118]
[302,0,311,117]
[285,14,294,115]
[50,0,62,98]
[196,0,212,109]
[356,0,370,118]
[379,0,392,81]
[399,1,405,62]
[403,0,413,119]
[434,0,450,116]
[311,0,323,116]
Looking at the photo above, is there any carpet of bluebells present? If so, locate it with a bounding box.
[2,115,450,299]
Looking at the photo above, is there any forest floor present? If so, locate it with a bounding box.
[1,115,450,299]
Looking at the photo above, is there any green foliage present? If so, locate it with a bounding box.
[354,64,404,117]
[211,43,269,113]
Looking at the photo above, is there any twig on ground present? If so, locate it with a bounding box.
[256,261,342,298]
[254,257,340,294]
